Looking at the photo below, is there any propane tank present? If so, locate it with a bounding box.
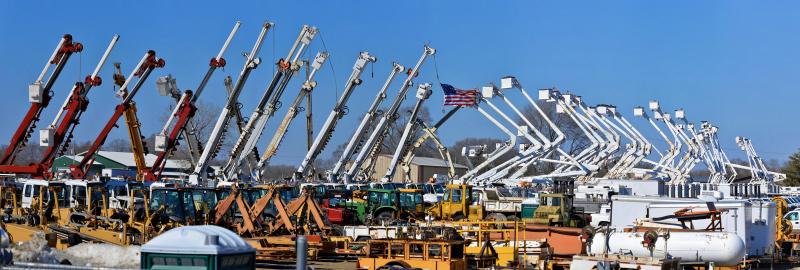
[589,230,745,266]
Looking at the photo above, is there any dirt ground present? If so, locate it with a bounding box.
[257,259,357,270]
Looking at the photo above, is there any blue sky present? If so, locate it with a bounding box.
[1,1,798,166]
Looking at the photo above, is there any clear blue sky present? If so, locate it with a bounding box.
[1,1,798,166]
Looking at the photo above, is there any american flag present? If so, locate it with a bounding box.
[441,83,478,106]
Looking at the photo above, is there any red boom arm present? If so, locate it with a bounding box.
[69,51,165,179]
[0,34,82,165]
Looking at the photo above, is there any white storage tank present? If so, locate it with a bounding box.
[589,230,745,266]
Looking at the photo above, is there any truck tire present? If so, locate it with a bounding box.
[374,210,395,225]
[489,213,507,222]
[355,236,371,242]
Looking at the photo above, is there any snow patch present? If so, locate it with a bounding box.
[10,232,60,264]
[10,232,140,268]
[62,243,140,268]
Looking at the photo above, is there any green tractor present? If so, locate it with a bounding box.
[346,188,424,225]
[532,180,588,227]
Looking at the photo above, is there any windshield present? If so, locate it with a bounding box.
[543,196,561,206]
[497,187,513,197]
[399,192,422,210]
[484,190,500,200]
[150,190,186,221]
[369,191,395,206]
[193,190,217,205]
[434,184,445,193]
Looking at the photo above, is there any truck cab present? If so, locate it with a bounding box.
[472,187,523,220]
[406,183,445,205]
[532,180,587,227]
[426,184,484,221]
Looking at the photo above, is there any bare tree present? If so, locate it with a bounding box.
[159,99,228,162]
[105,138,132,152]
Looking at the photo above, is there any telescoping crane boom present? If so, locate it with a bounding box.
[345,45,436,182]
[191,22,272,185]
[143,22,241,181]
[383,83,433,181]
[222,25,318,181]
[0,36,118,178]
[254,52,328,178]
[329,63,405,183]
[294,52,377,180]
[68,50,165,179]
[113,62,150,181]
[1,34,83,166]
[398,106,461,181]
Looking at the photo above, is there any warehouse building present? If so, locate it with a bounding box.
[359,154,468,183]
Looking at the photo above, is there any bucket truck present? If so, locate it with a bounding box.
[345,45,436,182]
[398,106,461,182]
[222,25,318,181]
[68,50,165,179]
[156,22,239,167]
[734,137,785,182]
[631,103,683,180]
[460,96,518,181]
[294,52,378,180]
[383,83,433,181]
[254,52,328,178]
[0,36,117,178]
[155,75,202,168]
[329,63,405,183]
[142,22,241,181]
[1,34,83,166]
[191,22,272,185]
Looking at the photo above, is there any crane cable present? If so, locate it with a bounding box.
[318,31,339,102]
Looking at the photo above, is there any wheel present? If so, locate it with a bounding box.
[331,225,344,236]
[355,236,371,242]
[489,213,507,222]
[506,214,519,221]
[374,210,395,225]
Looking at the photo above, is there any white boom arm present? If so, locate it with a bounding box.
[295,52,377,179]
[190,22,272,185]
[383,83,433,181]
[345,45,436,181]
[223,25,318,180]
[254,52,328,179]
[330,63,405,183]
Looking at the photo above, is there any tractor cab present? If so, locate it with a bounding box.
[149,187,198,225]
[398,188,425,218]
[532,180,587,227]
[19,179,67,227]
[106,180,145,211]
[189,187,227,224]
[64,179,107,216]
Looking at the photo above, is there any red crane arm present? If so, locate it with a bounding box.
[0,34,82,165]
[69,51,165,179]
[145,91,196,181]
